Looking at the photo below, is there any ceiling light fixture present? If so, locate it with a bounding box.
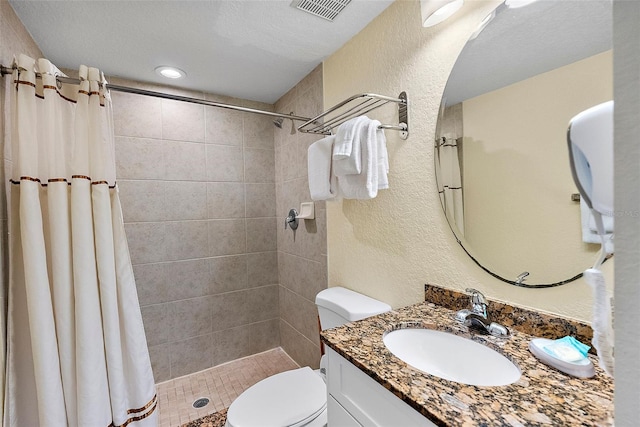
[155,66,186,79]
[505,0,539,8]
[421,0,464,27]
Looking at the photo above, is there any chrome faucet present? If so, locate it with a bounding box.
[455,288,509,337]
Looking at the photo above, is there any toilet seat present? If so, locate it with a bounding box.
[226,367,327,427]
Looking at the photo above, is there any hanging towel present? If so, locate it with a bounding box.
[580,198,614,252]
[338,120,381,200]
[308,135,338,201]
[333,116,369,176]
[377,127,389,190]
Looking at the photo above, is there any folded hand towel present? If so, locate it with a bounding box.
[338,120,381,200]
[333,116,369,176]
[308,135,338,201]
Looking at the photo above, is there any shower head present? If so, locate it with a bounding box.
[273,117,284,128]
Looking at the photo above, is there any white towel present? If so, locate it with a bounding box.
[333,116,369,176]
[308,135,338,201]
[376,127,389,190]
[338,120,381,200]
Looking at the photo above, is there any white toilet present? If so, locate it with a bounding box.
[225,287,391,427]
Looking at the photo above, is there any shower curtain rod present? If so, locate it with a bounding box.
[0,64,312,123]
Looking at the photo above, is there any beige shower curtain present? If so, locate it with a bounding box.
[3,54,157,427]
[436,135,465,235]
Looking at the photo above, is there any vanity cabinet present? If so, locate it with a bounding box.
[326,347,436,427]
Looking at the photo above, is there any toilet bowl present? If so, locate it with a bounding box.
[225,367,327,427]
[224,287,391,427]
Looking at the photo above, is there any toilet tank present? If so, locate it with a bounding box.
[315,287,392,330]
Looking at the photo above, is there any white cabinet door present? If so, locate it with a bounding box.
[326,348,436,427]
[328,395,362,427]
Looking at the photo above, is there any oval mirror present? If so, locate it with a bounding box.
[435,0,613,287]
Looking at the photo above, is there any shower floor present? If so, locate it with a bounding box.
[156,347,299,426]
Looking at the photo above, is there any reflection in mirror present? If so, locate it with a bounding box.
[435,0,613,287]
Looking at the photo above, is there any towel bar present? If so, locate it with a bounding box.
[298,92,409,140]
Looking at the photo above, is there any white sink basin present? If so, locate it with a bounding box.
[383,328,521,387]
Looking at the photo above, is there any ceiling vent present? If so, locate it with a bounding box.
[290,0,352,22]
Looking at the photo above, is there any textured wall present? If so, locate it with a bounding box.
[274,65,328,369]
[111,80,280,382]
[323,0,613,321]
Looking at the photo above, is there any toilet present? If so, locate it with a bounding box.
[225,287,391,427]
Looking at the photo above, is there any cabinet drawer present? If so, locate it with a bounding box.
[328,395,362,427]
[327,347,436,427]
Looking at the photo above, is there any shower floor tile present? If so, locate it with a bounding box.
[156,347,299,427]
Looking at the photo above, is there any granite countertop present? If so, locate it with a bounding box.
[321,302,614,427]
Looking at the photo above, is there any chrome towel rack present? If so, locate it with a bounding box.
[298,92,409,140]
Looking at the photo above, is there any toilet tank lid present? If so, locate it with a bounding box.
[315,287,391,322]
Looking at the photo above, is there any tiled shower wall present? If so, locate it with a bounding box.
[274,65,328,369]
[111,81,280,382]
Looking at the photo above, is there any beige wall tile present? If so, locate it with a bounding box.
[112,91,162,139]
[247,251,278,287]
[170,335,214,378]
[164,141,206,181]
[245,183,276,218]
[211,285,278,331]
[206,144,244,182]
[148,343,171,383]
[115,137,166,180]
[244,115,274,150]
[134,262,170,306]
[164,220,209,261]
[205,105,243,146]
[125,222,167,265]
[279,287,320,346]
[278,252,325,303]
[280,142,299,182]
[208,219,247,256]
[209,255,248,294]
[210,319,279,367]
[169,296,212,341]
[118,180,165,223]
[141,303,174,347]
[244,149,275,183]
[279,319,320,369]
[161,99,205,143]
[165,258,210,300]
[246,218,277,253]
[206,182,245,219]
[164,181,207,221]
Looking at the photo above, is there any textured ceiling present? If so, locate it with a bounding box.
[443,0,612,106]
[9,0,394,103]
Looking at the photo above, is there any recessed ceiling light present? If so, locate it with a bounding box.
[421,0,464,28]
[155,66,186,79]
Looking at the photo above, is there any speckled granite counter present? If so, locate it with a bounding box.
[321,302,614,426]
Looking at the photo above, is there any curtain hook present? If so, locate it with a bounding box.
[54,73,62,90]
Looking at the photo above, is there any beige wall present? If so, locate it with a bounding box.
[110,80,280,381]
[275,65,327,369]
[462,51,612,284]
[324,0,612,321]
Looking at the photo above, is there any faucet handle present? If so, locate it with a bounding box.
[465,288,486,305]
[465,288,487,317]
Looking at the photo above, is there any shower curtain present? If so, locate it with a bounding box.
[3,55,157,426]
[436,135,465,235]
